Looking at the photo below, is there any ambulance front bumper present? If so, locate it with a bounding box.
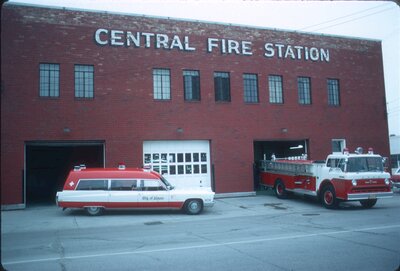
[347,191,393,201]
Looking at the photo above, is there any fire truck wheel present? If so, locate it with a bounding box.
[321,185,339,209]
[85,206,104,216]
[360,199,377,209]
[274,180,288,199]
[184,199,203,215]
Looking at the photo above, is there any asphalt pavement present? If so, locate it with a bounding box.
[2,190,400,271]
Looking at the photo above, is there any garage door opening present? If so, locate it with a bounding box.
[253,139,309,190]
[25,142,104,205]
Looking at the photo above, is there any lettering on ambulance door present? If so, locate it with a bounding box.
[109,179,139,207]
[137,179,171,207]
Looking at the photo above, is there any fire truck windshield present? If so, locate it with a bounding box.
[346,157,383,172]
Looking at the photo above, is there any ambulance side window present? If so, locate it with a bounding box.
[111,180,137,191]
[76,179,108,190]
[141,179,165,191]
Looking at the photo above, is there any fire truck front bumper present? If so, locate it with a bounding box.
[347,191,393,201]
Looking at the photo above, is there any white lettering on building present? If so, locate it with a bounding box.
[207,38,253,55]
[94,28,330,62]
[264,42,330,62]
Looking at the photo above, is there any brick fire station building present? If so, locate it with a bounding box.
[1,3,390,209]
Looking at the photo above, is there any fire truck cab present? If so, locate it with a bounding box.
[260,147,393,209]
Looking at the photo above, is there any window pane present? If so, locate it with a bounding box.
[111,180,137,191]
[39,63,60,97]
[183,70,200,101]
[153,68,171,100]
[75,65,94,98]
[269,75,283,104]
[243,74,259,103]
[76,180,108,190]
[201,164,207,174]
[298,77,311,105]
[214,72,230,102]
[327,79,340,106]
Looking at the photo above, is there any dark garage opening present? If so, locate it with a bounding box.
[25,142,104,205]
[253,139,309,190]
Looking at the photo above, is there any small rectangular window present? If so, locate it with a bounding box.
[40,63,60,97]
[153,68,171,100]
[178,165,184,174]
[169,165,176,175]
[214,72,231,102]
[243,74,259,103]
[193,164,200,174]
[298,77,311,105]
[75,65,94,98]
[183,70,200,101]
[327,79,340,106]
[201,164,208,174]
[269,75,283,104]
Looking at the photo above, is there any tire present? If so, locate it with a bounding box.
[85,206,104,216]
[274,180,288,199]
[321,185,339,209]
[184,199,203,215]
[360,199,377,209]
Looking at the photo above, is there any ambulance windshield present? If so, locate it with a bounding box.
[160,176,174,190]
[346,157,383,172]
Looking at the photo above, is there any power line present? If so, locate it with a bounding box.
[298,3,395,32]
[311,6,396,32]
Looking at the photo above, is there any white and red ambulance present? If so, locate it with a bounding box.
[56,165,215,215]
[260,147,393,209]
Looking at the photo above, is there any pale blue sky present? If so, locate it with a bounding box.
[9,0,400,135]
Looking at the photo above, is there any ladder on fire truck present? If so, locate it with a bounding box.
[260,159,315,176]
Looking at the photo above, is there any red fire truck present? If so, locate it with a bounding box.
[260,148,393,209]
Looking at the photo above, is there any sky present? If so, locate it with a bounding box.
[8,0,400,137]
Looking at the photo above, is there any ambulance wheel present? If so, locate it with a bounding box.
[184,199,203,215]
[321,185,339,209]
[85,206,104,216]
[274,180,288,199]
[360,199,377,209]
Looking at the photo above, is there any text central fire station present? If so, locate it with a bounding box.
[1,3,390,209]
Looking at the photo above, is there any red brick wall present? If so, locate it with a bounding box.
[1,4,389,204]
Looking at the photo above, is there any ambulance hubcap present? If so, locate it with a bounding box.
[189,201,199,210]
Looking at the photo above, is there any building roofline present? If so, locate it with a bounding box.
[6,1,382,43]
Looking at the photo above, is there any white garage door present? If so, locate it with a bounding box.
[143,140,211,188]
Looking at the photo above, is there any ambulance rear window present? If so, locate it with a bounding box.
[76,179,108,190]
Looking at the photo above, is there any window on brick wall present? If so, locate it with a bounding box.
[298,77,311,105]
[214,72,230,102]
[153,68,171,100]
[39,63,60,97]
[183,70,200,101]
[327,78,340,106]
[268,75,283,104]
[75,65,94,98]
[243,74,259,103]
